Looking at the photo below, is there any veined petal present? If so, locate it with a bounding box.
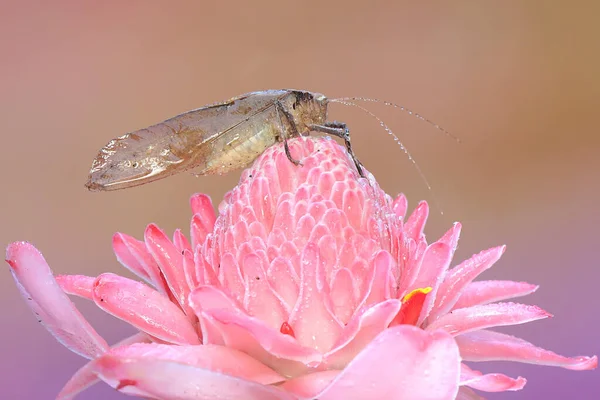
[92,273,199,345]
[6,242,108,359]
[456,329,598,370]
[427,302,551,336]
[460,363,526,392]
[316,325,460,400]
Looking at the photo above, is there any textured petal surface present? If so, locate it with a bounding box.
[430,246,505,322]
[94,357,295,400]
[456,329,598,370]
[103,343,285,385]
[315,325,460,400]
[6,242,108,359]
[427,302,551,336]
[451,280,538,310]
[57,333,150,400]
[92,273,199,345]
[460,364,526,392]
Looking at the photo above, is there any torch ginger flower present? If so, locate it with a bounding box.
[6,137,596,399]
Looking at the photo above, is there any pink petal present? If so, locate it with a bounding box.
[404,201,429,242]
[429,246,506,322]
[410,242,454,326]
[325,299,402,368]
[460,363,526,392]
[6,242,108,359]
[455,329,598,370]
[438,222,462,252]
[392,193,408,220]
[92,273,199,345]
[144,223,192,313]
[57,332,150,400]
[316,325,460,400]
[242,253,288,328]
[330,268,358,324]
[207,308,322,373]
[112,232,170,295]
[105,342,285,385]
[426,302,551,336]
[281,370,340,398]
[94,357,295,400]
[456,387,485,400]
[363,250,394,306]
[182,248,200,291]
[189,285,322,374]
[190,193,216,234]
[173,228,192,253]
[288,243,342,352]
[56,275,95,299]
[452,280,539,310]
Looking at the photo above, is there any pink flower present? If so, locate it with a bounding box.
[7,137,596,399]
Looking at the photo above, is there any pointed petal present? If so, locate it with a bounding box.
[392,193,408,220]
[456,329,598,370]
[6,242,108,359]
[460,363,526,392]
[363,250,394,306]
[288,243,342,352]
[410,242,454,325]
[426,302,551,336]
[144,223,191,313]
[93,356,295,400]
[429,246,506,322]
[325,299,402,368]
[93,273,199,345]
[316,325,460,400]
[404,201,429,242]
[57,333,150,400]
[452,280,538,310]
[173,229,192,253]
[56,274,95,299]
[105,343,284,384]
[189,285,322,374]
[243,253,288,328]
[190,193,216,226]
[438,222,462,252]
[112,232,170,295]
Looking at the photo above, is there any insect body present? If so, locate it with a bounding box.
[85,89,363,191]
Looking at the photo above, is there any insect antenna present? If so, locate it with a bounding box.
[331,99,446,216]
[332,97,461,144]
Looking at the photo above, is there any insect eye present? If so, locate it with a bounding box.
[292,102,297,110]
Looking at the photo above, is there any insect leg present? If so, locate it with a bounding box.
[275,100,303,166]
[309,122,365,177]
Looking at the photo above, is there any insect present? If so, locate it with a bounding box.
[85,90,363,191]
[85,89,458,192]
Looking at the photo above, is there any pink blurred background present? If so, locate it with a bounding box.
[1,1,598,398]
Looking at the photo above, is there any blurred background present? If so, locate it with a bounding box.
[1,1,598,399]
